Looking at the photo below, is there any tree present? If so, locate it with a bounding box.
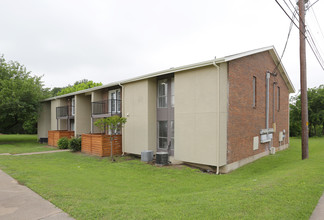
[290,85,324,137]
[56,79,102,96]
[0,55,47,134]
[50,87,63,97]
[94,115,127,161]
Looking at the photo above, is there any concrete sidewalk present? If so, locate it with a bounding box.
[310,193,324,220]
[0,169,74,220]
[13,149,70,156]
[0,149,70,156]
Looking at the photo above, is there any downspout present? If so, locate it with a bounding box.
[266,71,270,130]
[273,82,277,124]
[90,92,94,134]
[213,60,221,175]
[119,82,125,156]
[265,71,271,150]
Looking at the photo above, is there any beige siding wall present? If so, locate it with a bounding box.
[123,79,156,154]
[91,90,105,102]
[75,94,91,136]
[147,78,157,152]
[37,102,51,139]
[174,65,228,166]
[50,99,60,130]
[219,63,228,166]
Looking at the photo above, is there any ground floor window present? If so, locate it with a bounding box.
[70,119,75,131]
[170,120,174,150]
[158,121,168,149]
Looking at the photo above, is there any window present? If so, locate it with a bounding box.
[277,86,280,111]
[70,120,75,131]
[158,121,168,149]
[158,79,168,108]
[252,76,256,108]
[109,89,121,114]
[171,78,174,108]
[170,120,174,149]
[71,98,75,115]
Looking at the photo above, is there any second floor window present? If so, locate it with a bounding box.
[72,98,75,115]
[109,89,121,114]
[158,79,168,108]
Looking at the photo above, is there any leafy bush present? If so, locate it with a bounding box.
[69,137,81,152]
[57,137,69,149]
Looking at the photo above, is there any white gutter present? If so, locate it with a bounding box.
[213,60,221,175]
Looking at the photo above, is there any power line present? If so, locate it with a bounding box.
[275,0,305,35]
[273,10,296,74]
[310,6,324,41]
[288,0,297,11]
[306,22,324,60]
[284,0,303,26]
[305,30,324,69]
[307,0,320,9]
[275,0,324,70]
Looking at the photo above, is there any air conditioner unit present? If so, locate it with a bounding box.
[156,152,169,166]
[141,150,153,162]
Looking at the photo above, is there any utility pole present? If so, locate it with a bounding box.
[298,0,309,160]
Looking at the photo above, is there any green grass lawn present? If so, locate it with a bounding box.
[0,134,58,154]
[0,136,323,219]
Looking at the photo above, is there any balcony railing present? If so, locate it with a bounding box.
[92,99,121,115]
[56,106,74,118]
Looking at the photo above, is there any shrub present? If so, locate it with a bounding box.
[57,137,69,149]
[69,137,81,152]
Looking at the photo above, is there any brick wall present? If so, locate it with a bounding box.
[227,51,290,164]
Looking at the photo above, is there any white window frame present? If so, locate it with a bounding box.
[157,79,168,108]
[71,98,75,116]
[109,89,121,114]
[171,78,174,108]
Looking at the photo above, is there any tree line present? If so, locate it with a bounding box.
[1,54,323,136]
[290,85,324,137]
[0,55,102,134]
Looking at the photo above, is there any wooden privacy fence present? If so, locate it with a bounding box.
[81,134,122,157]
[48,130,74,147]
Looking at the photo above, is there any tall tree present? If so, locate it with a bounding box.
[56,79,102,96]
[0,55,47,134]
[290,85,324,137]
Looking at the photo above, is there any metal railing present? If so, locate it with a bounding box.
[56,106,74,118]
[92,99,121,115]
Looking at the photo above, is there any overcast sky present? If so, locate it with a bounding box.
[1,0,323,95]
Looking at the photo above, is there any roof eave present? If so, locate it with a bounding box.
[41,58,226,102]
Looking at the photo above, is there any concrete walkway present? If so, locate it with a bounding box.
[0,169,74,220]
[310,193,324,220]
[0,149,70,156]
[13,149,70,156]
